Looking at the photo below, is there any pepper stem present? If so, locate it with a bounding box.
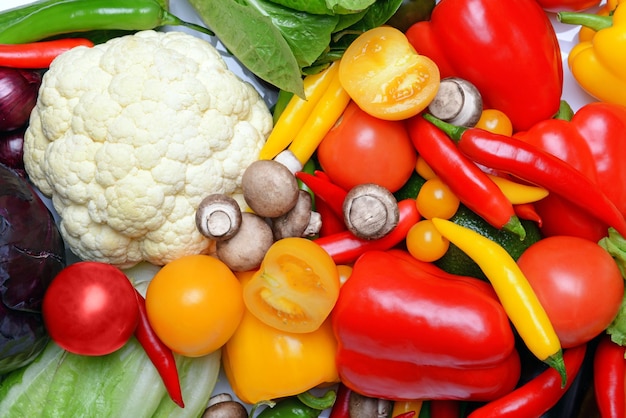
[544,349,568,388]
[553,100,574,122]
[423,113,468,142]
[557,11,613,31]
[297,390,337,410]
[503,215,526,240]
[162,11,215,37]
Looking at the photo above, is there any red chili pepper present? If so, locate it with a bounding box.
[594,334,626,418]
[515,101,626,242]
[466,343,587,418]
[406,115,524,238]
[395,412,417,418]
[296,171,347,221]
[332,250,520,401]
[134,289,184,408]
[0,38,94,68]
[314,198,420,265]
[406,0,562,131]
[513,203,543,227]
[431,400,460,418]
[424,114,626,238]
[315,197,347,237]
[328,382,351,418]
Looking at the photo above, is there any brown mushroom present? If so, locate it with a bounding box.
[242,159,300,218]
[202,393,248,418]
[343,183,399,240]
[216,212,274,271]
[427,77,483,127]
[348,392,392,418]
[272,190,322,240]
[195,194,242,241]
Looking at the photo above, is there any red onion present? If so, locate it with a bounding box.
[0,128,25,174]
[0,67,41,132]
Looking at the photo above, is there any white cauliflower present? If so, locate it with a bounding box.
[24,30,273,268]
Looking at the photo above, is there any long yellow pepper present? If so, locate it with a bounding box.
[259,61,341,160]
[486,174,549,204]
[287,66,351,165]
[430,217,566,385]
[392,400,423,417]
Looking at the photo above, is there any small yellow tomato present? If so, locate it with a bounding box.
[416,177,460,219]
[406,219,450,262]
[243,237,340,333]
[475,109,513,136]
[145,254,244,357]
[339,26,440,121]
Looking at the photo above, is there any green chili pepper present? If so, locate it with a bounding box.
[256,397,323,418]
[0,0,213,44]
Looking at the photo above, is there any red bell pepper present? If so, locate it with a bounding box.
[535,0,601,12]
[593,334,626,418]
[332,250,520,401]
[514,102,626,242]
[406,115,524,238]
[406,0,562,131]
[467,343,586,418]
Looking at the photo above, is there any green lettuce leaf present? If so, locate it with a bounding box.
[599,228,626,346]
[265,0,376,14]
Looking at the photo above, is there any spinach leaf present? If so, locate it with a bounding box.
[188,0,305,96]
[265,0,376,15]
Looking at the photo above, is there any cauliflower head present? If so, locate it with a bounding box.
[24,30,273,268]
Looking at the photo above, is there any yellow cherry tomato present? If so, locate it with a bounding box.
[416,177,460,219]
[475,109,513,136]
[145,254,244,357]
[406,219,450,262]
[337,264,353,286]
[243,237,340,333]
[339,26,440,121]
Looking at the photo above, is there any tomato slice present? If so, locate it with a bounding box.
[243,237,340,333]
[339,26,440,121]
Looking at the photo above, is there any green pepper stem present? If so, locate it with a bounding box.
[503,215,526,241]
[553,100,574,122]
[423,113,467,141]
[545,349,568,388]
[161,11,215,36]
[297,390,337,410]
[557,11,613,31]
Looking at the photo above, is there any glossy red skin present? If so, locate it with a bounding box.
[42,261,139,356]
[317,101,417,193]
[515,102,626,241]
[517,236,624,348]
[467,344,587,418]
[535,0,601,12]
[594,335,626,418]
[406,0,562,131]
[332,251,519,401]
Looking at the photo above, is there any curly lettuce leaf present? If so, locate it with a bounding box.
[599,228,626,346]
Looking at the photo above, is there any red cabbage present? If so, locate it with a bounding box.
[0,162,65,375]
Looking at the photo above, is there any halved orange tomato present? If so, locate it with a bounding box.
[243,237,340,333]
[339,26,440,120]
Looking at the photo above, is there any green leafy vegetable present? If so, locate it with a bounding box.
[266,0,376,14]
[188,0,403,96]
[599,228,626,346]
[0,339,221,418]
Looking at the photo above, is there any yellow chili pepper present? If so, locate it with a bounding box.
[259,61,340,160]
[559,4,626,106]
[287,65,351,165]
[223,271,339,404]
[430,217,566,385]
[392,400,423,417]
[486,174,549,204]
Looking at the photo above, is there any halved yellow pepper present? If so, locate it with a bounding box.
[223,270,339,404]
[560,4,626,105]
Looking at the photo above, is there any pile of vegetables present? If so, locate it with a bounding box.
[2,0,626,417]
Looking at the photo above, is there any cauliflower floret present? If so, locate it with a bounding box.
[24,30,273,268]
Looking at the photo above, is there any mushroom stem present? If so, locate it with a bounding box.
[271,190,321,240]
[343,183,399,240]
[427,77,483,127]
[195,194,242,241]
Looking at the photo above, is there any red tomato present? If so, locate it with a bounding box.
[317,101,417,192]
[42,261,139,356]
[517,236,624,348]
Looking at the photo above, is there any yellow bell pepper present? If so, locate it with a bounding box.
[223,271,339,404]
[559,4,626,105]
[578,0,625,41]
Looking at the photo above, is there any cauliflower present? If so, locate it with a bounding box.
[24,30,273,268]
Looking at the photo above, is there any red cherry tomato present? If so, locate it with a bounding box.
[317,101,417,193]
[42,261,139,356]
[517,236,624,348]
